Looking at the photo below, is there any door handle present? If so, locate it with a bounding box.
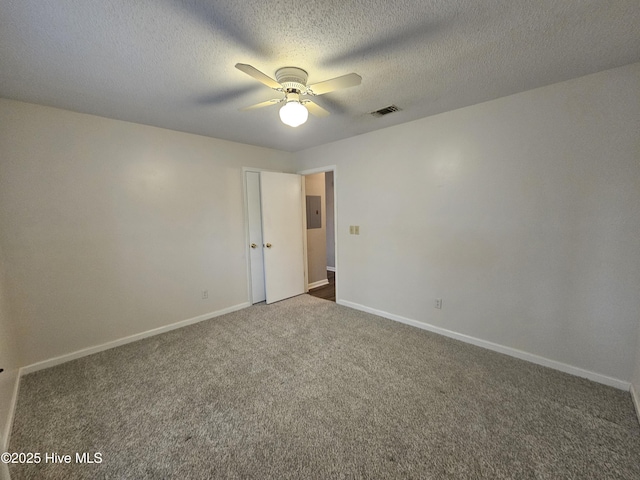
[265,243,272,248]
[250,243,257,249]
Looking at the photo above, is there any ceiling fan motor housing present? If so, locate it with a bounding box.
[276,67,308,93]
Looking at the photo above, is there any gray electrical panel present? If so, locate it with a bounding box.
[306,196,321,229]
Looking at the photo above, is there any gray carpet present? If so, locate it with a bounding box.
[9,294,640,479]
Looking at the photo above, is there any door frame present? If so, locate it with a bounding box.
[297,165,338,302]
[242,165,337,305]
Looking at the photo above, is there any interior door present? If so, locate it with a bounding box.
[260,171,305,304]
[246,171,266,303]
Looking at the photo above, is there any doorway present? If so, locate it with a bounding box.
[298,165,340,302]
[303,171,336,302]
[244,166,337,305]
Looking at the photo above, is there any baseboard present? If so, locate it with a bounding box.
[337,300,630,391]
[308,279,329,290]
[326,266,336,272]
[21,302,251,375]
[631,383,640,427]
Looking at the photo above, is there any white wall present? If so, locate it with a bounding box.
[0,241,20,454]
[305,173,327,285]
[295,63,640,383]
[0,99,294,367]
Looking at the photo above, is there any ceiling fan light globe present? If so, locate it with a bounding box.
[279,101,308,127]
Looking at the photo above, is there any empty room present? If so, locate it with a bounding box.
[1,1,640,479]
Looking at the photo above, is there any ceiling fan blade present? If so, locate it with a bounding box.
[235,64,282,90]
[239,99,282,111]
[304,101,330,117]
[307,73,361,95]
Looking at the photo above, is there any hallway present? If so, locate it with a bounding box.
[308,270,335,302]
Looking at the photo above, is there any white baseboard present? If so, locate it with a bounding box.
[21,302,250,375]
[326,266,336,272]
[308,279,329,290]
[337,300,630,391]
[631,383,640,426]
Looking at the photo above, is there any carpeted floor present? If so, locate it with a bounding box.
[9,295,640,479]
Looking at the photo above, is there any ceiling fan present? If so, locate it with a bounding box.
[235,63,362,127]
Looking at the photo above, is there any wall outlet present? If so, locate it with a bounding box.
[202,290,209,299]
[435,298,442,309]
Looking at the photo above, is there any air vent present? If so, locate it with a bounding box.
[371,105,400,117]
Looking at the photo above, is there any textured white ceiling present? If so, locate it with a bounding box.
[1,0,639,151]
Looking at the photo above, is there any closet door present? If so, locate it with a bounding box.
[260,171,305,304]
[246,171,266,303]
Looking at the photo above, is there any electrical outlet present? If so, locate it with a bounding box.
[435,298,442,309]
[202,290,209,299]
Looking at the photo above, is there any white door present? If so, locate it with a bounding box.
[260,171,305,304]
[246,172,266,303]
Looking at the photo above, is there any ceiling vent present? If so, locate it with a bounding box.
[371,105,400,117]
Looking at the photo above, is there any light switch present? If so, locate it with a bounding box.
[354,226,360,235]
